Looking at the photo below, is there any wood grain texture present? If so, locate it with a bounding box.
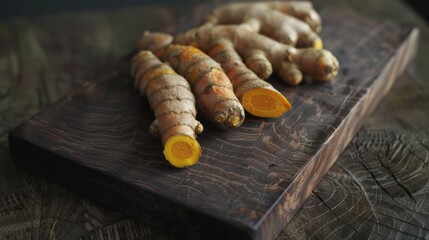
[7,7,418,240]
[281,80,429,239]
[1,1,428,240]
[0,5,187,240]
[281,32,429,239]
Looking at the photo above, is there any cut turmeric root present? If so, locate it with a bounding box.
[164,135,201,168]
[131,50,203,168]
[174,22,338,116]
[241,88,292,118]
[208,39,292,117]
[139,32,245,128]
[130,2,340,166]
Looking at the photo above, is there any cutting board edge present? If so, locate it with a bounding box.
[255,27,420,240]
[6,22,420,240]
[7,130,260,240]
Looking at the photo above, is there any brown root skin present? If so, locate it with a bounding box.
[290,48,340,81]
[207,39,291,118]
[175,27,295,118]
[244,49,272,79]
[139,32,245,129]
[175,24,339,87]
[131,50,203,168]
[276,61,303,86]
[204,1,322,48]
[138,31,173,53]
[206,1,321,33]
[265,1,322,33]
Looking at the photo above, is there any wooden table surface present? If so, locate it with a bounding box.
[0,0,428,239]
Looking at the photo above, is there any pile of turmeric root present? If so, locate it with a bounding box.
[131,1,339,168]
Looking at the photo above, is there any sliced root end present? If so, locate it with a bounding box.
[242,88,292,118]
[164,135,201,168]
[214,112,244,129]
[226,115,242,127]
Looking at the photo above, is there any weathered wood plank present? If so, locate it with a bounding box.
[282,129,429,239]
[0,5,186,240]
[7,6,418,240]
[1,1,428,240]
[281,47,429,240]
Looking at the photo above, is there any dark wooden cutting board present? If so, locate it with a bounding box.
[8,8,418,240]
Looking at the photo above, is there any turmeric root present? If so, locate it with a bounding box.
[131,50,203,168]
[175,23,339,84]
[204,1,322,48]
[174,23,338,117]
[168,1,337,118]
[208,39,291,118]
[138,32,245,129]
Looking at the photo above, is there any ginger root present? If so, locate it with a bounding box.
[138,32,245,129]
[131,50,203,168]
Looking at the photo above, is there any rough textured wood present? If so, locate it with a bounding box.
[281,68,429,240]
[1,0,428,240]
[7,5,418,240]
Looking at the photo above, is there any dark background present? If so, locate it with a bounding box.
[0,0,427,22]
[403,0,429,22]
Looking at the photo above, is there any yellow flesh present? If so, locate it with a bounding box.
[164,135,201,168]
[242,88,292,118]
[172,141,193,159]
[314,39,323,50]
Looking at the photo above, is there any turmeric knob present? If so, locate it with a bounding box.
[131,50,203,168]
[291,48,339,81]
[139,32,245,129]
